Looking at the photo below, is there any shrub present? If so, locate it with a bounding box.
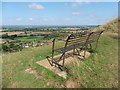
[2,42,23,53]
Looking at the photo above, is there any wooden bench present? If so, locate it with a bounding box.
[46,30,104,71]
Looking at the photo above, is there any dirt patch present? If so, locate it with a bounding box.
[11,82,19,88]
[25,68,42,79]
[111,37,120,40]
[108,64,117,67]
[59,84,65,88]
[65,79,77,88]
[36,50,91,79]
[109,36,120,40]
[57,71,67,79]
[36,58,67,79]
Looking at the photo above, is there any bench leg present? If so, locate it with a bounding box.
[46,58,53,66]
[53,62,64,71]
[58,66,64,71]
[83,45,88,58]
[62,54,65,66]
[89,43,92,50]
[58,52,66,67]
[76,48,81,56]
[95,41,99,50]
[73,48,75,56]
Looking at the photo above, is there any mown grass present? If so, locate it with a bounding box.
[2,32,118,88]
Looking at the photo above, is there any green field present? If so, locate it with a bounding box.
[2,32,118,88]
[14,36,45,41]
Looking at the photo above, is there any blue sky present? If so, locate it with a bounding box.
[2,2,118,25]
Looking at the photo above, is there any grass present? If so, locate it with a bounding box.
[2,32,118,88]
[14,36,44,41]
[2,41,65,88]
[14,35,63,42]
[66,32,118,88]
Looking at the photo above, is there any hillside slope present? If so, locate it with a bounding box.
[91,17,119,33]
[2,32,118,88]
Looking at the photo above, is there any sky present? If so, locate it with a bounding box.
[2,2,118,25]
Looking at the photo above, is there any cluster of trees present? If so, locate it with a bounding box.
[2,42,23,53]
[1,32,68,42]
[43,33,68,40]
[2,26,96,32]
[1,33,18,39]
[1,32,42,40]
[1,33,9,38]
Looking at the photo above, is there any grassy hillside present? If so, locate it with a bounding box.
[91,17,119,33]
[2,17,119,88]
[2,32,118,88]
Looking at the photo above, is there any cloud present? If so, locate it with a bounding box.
[28,18,33,21]
[72,3,81,8]
[28,3,44,10]
[72,0,91,8]
[16,18,22,21]
[72,12,80,15]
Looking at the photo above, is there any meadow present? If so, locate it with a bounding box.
[2,32,118,88]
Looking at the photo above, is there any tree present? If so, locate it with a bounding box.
[24,31,27,35]
[2,33,9,38]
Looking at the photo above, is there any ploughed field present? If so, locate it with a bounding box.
[2,32,118,88]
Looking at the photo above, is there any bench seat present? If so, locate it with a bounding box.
[55,40,95,53]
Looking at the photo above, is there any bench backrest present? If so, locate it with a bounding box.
[64,30,103,48]
[65,33,88,47]
[87,30,104,42]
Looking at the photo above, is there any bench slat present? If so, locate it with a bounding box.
[68,37,87,42]
[55,40,95,53]
[67,39,87,46]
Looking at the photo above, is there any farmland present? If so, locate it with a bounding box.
[14,36,44,41]
[0,25,95,53]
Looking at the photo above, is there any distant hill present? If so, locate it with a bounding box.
[91,17,119,33]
